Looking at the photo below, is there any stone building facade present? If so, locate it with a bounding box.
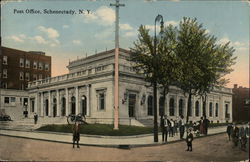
[27,48,233,125]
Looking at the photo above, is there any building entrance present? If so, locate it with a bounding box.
[128,94,136,117]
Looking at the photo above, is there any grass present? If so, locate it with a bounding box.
[37,123,153,136]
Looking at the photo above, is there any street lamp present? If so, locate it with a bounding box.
[153,14,164,142]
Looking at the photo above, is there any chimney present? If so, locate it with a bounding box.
[234,84,238,89]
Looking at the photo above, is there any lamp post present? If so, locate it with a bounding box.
[153,14,164,142]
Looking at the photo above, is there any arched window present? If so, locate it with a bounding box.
[61,97,66,116]
[53,98,57,117]
[159,96,164,116]
[45,99,49,116]
[169,98,175,116]
[209,102,213,117]
[195,101,199,117]
[81,95,87,116]
[179,99,184,116]
[225,104,229,118]
[202,101,206,116]
[215,103,218,117]
[148,96,153,116]
[71,96,76,115]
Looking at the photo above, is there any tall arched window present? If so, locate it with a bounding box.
[215,103,218,117]
[81,95,87,116]
[195,101,199,117]
[71,96,76,115]
[53,98,57,117]
[61,97,66,116]
[45,99,49,116]
[159,96,164,116]
[209,102,213,117]
[225,104,229,118]
[169,98,175,116]
[179,99,184,116]
[147,96,153,116]
[202,101,206,116]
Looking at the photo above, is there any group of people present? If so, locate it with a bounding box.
[160,115,211,152]
[226,123,249,151]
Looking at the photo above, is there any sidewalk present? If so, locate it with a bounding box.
[0,126,227,148]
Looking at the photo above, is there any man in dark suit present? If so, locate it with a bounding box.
[186,128,194,151]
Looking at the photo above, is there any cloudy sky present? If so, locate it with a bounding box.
[1,0,249,88]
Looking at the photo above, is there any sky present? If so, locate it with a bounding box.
[1,0,249,88]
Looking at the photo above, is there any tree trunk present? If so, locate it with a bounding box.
[186,93,192,124]
[153,81,158,142]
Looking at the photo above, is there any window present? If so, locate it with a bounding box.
[147,95,153,116]
[20,58,24,67]
[11,97,16,102]
[195,101,199,117]
[25,60,30,68]
[2,82,7,89]
[4,97,9,104]
[20,84,24,90]
[95,65,106,72]
[179,99,184,116]
[159,97,164,116]
[209,102,213,117]
[45,64,49,71]
[20,72,24,80]
[99,93,105,110]
[33,61,37,69]
[3,56,7,65]
[33,74,37,80]
[225,104,229,118]
[3,69,7,78]
[97,89,106,110]
[25,73,30,81]
[39,74,43,80]
[39,62,43,70]
[215,103,219,117]
[169,98,175,116]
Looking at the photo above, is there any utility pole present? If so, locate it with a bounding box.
[110,0,125,130]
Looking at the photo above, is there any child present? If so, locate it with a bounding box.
[186,128,194,152]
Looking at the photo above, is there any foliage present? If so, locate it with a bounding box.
[37,124,153,136]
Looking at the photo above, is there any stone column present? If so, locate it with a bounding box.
[56,90,60,116]
[48,91,51,117]
[86,85,90,116]
[176,95,179,117]
[165,94,169,116]
[200,98,203,117]
[65,88,69,116]
[35,93,39,113]
[40,92,44,117]
[75,86,79,115]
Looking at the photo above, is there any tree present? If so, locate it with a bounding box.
[130,25,181,141]
[175,17,236,122]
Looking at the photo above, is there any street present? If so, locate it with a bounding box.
[0,133,248,161]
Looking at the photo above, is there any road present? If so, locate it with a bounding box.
[0,133,248,161]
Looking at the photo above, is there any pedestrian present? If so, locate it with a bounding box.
[179,115,185,139]
[186,128,194,152]
[239,126,247,151]
[170,119,174,137]
[164,115,170,142]
[226,123,233,141]
[231,123,239,147]
[34,113,38,124]
[160,115,166,142]
[203,115,210,135]
[72,122,80,148]
[199,117,204,135]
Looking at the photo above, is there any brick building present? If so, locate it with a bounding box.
[0,46,51,90]
[232,84,250,122]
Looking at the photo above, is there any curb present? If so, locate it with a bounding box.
[0,131,226,149]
